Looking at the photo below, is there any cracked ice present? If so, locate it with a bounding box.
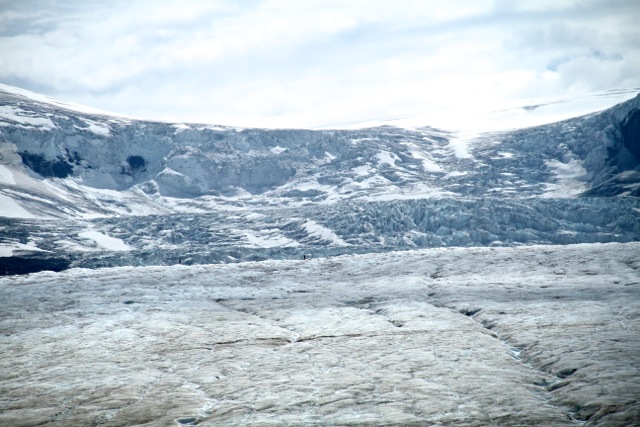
[1,242,639,426]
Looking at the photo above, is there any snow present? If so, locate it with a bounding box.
[0,83,132,118]
[78,230,132,251]
[1,243,638,426]
[0,165,16,185]
[158,167,185,177]
[444,171,467,178]
[543,157,588,197]
[352,165,373,177]
[409,150,443,172]
[375,150,399,166]
[173,123,191,133]
[0,105,56,130]
[327,88,640,133]
[370,182,458,201]
[0,193,36,218]
[270,146,287,154]
[0,242,45,257]
[78,118,110,136]
[302,219,350,246]
[244,230,300,248]
[447,133,474,159]
[242,212,265,220]
[199,125,231,131]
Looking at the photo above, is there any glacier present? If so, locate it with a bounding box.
[1,243,639,425]
[1,84,640,426]
[0,85,639,271]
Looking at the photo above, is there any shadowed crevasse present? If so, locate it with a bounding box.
[127,155,146,170]
[0,255,70,275]
[18,151,74,178]
[621,108,640,161]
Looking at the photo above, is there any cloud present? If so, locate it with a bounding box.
[0,0,638,128]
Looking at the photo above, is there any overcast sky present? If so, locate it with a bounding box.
[1,0,639,128]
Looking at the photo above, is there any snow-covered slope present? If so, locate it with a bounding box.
[330,88,640,132]
[1,84,639,272]
[1,84,639,212]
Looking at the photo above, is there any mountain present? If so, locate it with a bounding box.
[2,85,640,426]
[1,84,639,273]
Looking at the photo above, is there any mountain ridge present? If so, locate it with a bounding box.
[1,85,639,215]
[1,85,639,273]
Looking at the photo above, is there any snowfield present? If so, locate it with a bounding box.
[1,243,639,426]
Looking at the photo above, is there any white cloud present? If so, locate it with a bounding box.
[0,0,638,128]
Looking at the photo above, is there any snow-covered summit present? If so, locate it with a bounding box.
[329,88,640,132]
[0,83,135,120]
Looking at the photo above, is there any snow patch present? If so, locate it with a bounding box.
[0,165,16,185]
[0,194,35,218]
[352,165,373,177]
[0,242,46,257]
[270,146,287,154]
[0,105,56,130]
[543,157,588,197]
[350,137,377,145]
[0,83,133,118]
[371,182,458,201]
[243,212,265,220]
[444,171,468,179]
[244,230,300,248]
[448,134,474,159]
[78,230,132,251]
[324,88,639,133]
[158,167,185,177]
[78,119,110,136]
[302,219,349,246]
[410,150,443,172]
[376,151,399,166]
[172,124,191,133]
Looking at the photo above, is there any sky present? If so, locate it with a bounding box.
[0,0,639,128]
